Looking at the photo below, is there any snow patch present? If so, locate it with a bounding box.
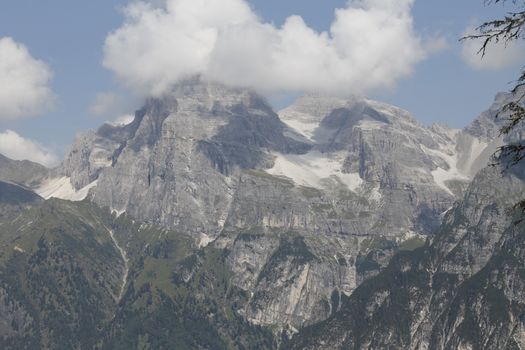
[36,177,98,201]
[267,151,363,192]
[281,117,319,141]
[440,206,454,220]
[395,230,425,243]
[111,207,126,218]
[431,168,466,196]
[198,233,215,248]
[13,246,25,253]
[421,146,470,196]
[106,114,135,127]
[463,138,489,176]
[278,96,347,141]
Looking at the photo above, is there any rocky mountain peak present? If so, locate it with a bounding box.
[429,123,460,141]
[52,86,506,236]
[280,95,348,125]
[154,79,274,116]
[463,88,525,141]
[1,86,523,348]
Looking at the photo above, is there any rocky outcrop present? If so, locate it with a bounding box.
[51,81,515,331]
[70,82,308,239]
[0,83,524,348]
[289,162,525,349]
[0,154,49,188]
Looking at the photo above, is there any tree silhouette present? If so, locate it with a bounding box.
[463,0,525,216]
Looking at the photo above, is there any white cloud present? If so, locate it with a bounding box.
[0,37,54,120]
[88,91,138,118]
[0,130,59,167]
[461,26,525,70]
[90,92,122,116]
[104,0,437,97]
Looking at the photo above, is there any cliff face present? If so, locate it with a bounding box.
[0,195,276,349]
[1,162,522,349]
[1,82,522,349]
[49,81,512,331]
[289,162,525,350]
[69,82,308,238]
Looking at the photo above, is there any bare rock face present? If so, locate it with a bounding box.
[62,130,120,190]
[84,81,308,239]
[289,162,525,350]
[56,81,512,332]
[276,94,494,236]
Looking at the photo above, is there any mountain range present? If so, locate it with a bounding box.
[0,80,523,349]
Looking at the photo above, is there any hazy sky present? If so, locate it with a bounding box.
[0,0,524,165]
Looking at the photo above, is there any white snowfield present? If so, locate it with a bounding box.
[461,137,488,175]
[280,114,319,141]
[35,177,98,201]
[422,135,490,196]
[278,95,347,142]
[421,145,470,196]
[267,151,364,192]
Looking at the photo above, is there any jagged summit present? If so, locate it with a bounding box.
[21,83,510,289]
[274,91,495,199]
[280,94,419,140]
[53,81,311,238]
[463,89,525,141]
[41,84,508,235]
[0,84,524,348]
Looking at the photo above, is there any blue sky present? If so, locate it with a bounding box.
[0,0,523,164]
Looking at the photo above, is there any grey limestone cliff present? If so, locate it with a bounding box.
[290,161,525,349]
[51,81,513,332]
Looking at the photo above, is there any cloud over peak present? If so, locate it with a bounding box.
[0,130,58,167]
[0,37,54,120]
[104,0,436,97]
